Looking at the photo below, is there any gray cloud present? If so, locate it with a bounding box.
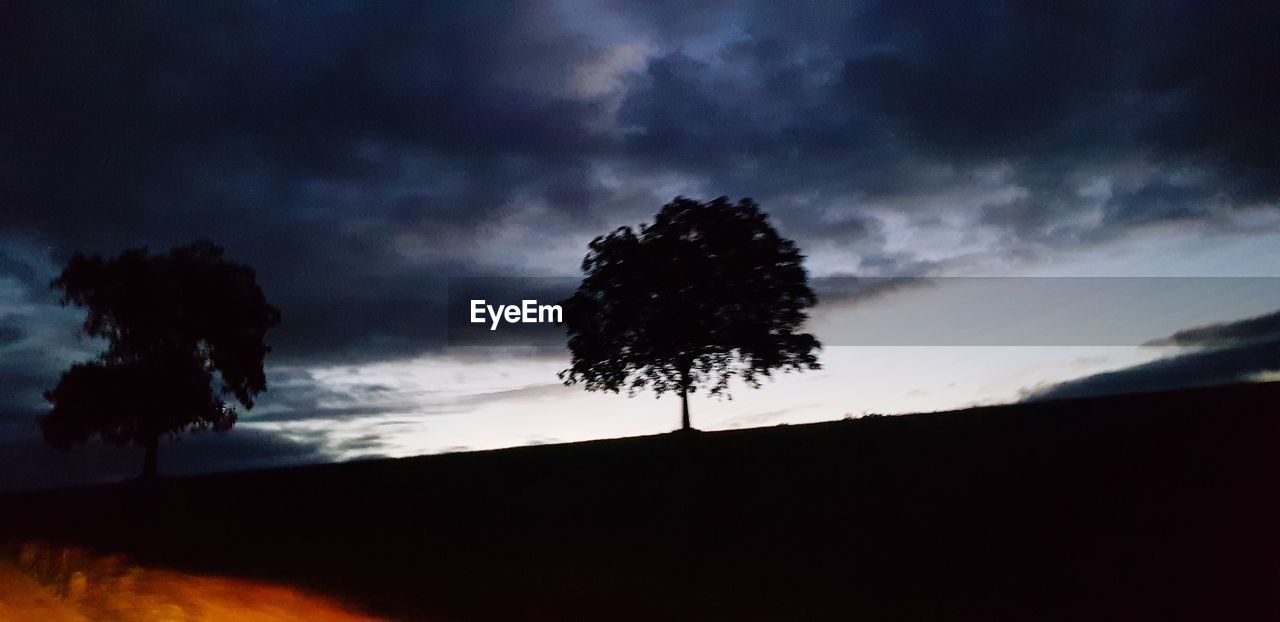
[4,1,1279,372]
[1029,310,1280,401]
[1145,309,1280,348]
[1025,339,1280,402]
[0,324,23,346]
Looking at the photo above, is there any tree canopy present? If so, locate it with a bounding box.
[559,197,821,430]
[41,241,280,477]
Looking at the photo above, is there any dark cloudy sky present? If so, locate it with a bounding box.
[2,1,1279,490]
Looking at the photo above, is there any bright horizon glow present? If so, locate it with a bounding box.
[237,228,1280,464]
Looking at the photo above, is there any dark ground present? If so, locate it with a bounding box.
[1,382,1277,621]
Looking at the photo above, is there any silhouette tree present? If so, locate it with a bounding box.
[560,197,821,431]
[41,242,280,478]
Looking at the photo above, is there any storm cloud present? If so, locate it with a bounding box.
[5,1,1279,362]
[1029,310,1280,402]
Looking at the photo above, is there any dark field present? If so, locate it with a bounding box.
[1,382,1277,621]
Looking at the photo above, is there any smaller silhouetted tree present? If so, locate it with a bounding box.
[41,242,280,478]
[560,197,821,431]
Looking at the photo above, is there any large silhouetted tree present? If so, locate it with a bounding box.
[41,241,280,478]
[560,197,821,431]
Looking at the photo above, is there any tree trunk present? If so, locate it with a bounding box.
[140,435,158,479]
[680,386,691,431]
[678,360,693,431]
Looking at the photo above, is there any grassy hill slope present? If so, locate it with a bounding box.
[1,382,1277,621]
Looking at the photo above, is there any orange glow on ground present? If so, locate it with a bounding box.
[1,544,386,622]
